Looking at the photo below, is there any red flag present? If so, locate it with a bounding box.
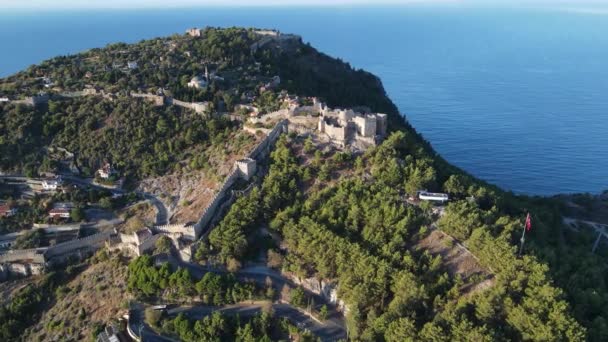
[525,213,532,231]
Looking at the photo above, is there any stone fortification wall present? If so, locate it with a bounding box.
[0,249,46,264]
[5,263,44,277]
[32,223,81,234]
[130,92,165,106]
[288,123,315,136]
[59,90,85,98]
[247,119,288,160]
[194,120,288,239]
[0,230,112,274]
[170,98,209,114]
[137,234,161,255]
[154,224,196,240]
[44,229,115,258]
[119,233,138,245]
[353,115,377,138]
[194,169,240,238]
[322,122,347,145]
[376,113,388,136]
[11,94,50,106]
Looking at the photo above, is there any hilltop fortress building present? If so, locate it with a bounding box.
[316,101,387,148]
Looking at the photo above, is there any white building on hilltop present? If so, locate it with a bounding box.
[186,28,203,37]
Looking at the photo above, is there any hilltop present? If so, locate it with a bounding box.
[0,27,607,341]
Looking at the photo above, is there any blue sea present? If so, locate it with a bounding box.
[1,5,607,195]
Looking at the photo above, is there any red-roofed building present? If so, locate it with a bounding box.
[0,203,16,217]
[49,208,71,219]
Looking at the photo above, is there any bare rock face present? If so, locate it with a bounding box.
[138,170,220,224]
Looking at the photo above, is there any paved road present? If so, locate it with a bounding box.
[172,302,346,341]
[128,305,176,342]
[133,260,347,341]
[62,175,170,225]
[142,192,169,225]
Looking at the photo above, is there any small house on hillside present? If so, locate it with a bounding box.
[97,163,117,179]
[42,178,62,191]
[49,208,70,219]
[0,203,16,217]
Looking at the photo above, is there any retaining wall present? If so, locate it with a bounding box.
[0,249,46,264]
[44,229,115,258]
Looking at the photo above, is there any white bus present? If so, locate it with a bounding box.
[418,191,449,203]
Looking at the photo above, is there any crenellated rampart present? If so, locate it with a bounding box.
[194,119,288,239]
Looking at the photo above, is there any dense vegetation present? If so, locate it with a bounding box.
[161,311,318,342]
[204,133,586,341]
[0,97,244,181]
[127,255,265,305]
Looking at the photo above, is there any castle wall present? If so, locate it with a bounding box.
[376,113,387,136]
[194,120,288,239]
[44,229,115,258]
[194,169,240,238]
[353,115,377,138]
[236,158,257,181]
[130,92,165,106]
[323,123,347,143]
[137,234,161,256]
[0,249,46,264]
[0,265,7,281]
[170,98,209,114]
[154,224,196,240]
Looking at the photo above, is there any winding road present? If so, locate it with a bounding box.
[130,260,347,341]
[172,302,345,341]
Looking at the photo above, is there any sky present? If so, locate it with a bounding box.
[2,0,608,10]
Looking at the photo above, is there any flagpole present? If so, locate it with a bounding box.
[518,213,529,257]
[518,220,527,257]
